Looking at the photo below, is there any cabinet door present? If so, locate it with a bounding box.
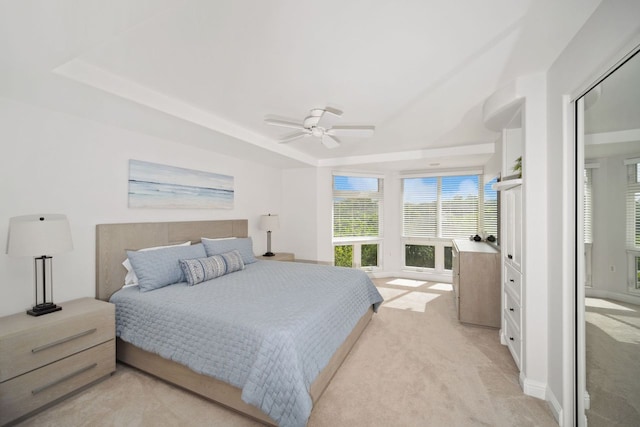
[504,186,522,271]
[512,186,522,271]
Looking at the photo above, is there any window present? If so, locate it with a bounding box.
[625,160,640,292]
[483,177,498,239]
[333,174,383,270]
[584,167,594,287]
[584,168,593,245]
[402,173,495,273]
[405,244,434,268]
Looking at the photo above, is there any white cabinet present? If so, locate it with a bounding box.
[501,184,523,369]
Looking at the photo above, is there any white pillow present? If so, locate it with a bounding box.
[122,241,191,287]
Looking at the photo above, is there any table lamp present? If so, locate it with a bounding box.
[6,214,73,316]
[259,214,279,257]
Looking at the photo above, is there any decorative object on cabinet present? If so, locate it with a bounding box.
[451,239,501,328]
[259,214,279,257]
[0,298,115,425]
[128,159,234,209]
[512,156,522,178]
[6,214,73,316]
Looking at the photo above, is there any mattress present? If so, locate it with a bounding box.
[110,261,383,427]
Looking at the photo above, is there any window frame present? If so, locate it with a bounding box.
[332,173,384,271]
[625,159,640,295]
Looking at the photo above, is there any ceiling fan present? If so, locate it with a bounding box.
[264,107,375,149]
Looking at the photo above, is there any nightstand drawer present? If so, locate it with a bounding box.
[0,339,115,425]
[0,300,114,382]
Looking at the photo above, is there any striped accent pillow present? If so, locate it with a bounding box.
[179,250,245,286]
[221,250,245,274]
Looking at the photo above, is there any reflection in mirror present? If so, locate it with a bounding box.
[580,49,640,426]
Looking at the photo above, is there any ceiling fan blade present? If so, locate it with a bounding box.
[265,118,305,130]
[321,134,341,149]
[328,126,375,138]
[317,108,342,129]
[278,131,309,143]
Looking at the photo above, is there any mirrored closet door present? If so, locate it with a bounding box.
[577,48,640,426]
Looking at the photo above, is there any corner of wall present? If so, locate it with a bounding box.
[546,386,564,426]
[520,372,547,400]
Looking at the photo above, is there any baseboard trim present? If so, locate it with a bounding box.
[499,328,507,345]
[584,389,590,410]
[585,288,640,305]
[546,387,563,426]
[520,373,547,400]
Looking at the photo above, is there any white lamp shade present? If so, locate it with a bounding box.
[7,214,73,257]
[259,214,279,232]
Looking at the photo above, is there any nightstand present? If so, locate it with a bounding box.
[257,252,295,262]
[0,298,115,425]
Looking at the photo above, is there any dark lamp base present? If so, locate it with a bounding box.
[263,252,275,257]
[27,303,62,317]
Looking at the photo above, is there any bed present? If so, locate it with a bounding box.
[95,219,382,426]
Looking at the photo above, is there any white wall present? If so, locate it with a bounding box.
[0,96,283,317]
[546,1,640,424]
[281,167,318,261]
[519,72,549,398]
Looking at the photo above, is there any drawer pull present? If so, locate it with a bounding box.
[509,307,515,312]
[509,337,515,341]
[509,279,515,282]
[32,328,97,353]
[508,254,513,259]
[31,363,97,395]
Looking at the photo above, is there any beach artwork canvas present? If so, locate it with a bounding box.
[128,160,234,209]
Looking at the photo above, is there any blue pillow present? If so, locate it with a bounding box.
[201,237,257,264]
[127,243,206,292]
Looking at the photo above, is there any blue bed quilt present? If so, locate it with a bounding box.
[110,261,383,427]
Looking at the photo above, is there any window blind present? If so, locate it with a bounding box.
[484,177,498,237]
[584,168,593,245]
[333,175,382,238]
[626,162,640,249]
[402,177,437,237]
[402,175,480,239]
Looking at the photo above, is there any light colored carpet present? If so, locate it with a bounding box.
[585,297,640,426]
[17,278,557,426]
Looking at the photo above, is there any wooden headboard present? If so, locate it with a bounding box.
[95,219,248,301]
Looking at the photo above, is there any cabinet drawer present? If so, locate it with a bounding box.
[504,290,521,331]
[0,304,114,382]
[504,316,521,369]
[0,339,115,425]
[504,263,522,302]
